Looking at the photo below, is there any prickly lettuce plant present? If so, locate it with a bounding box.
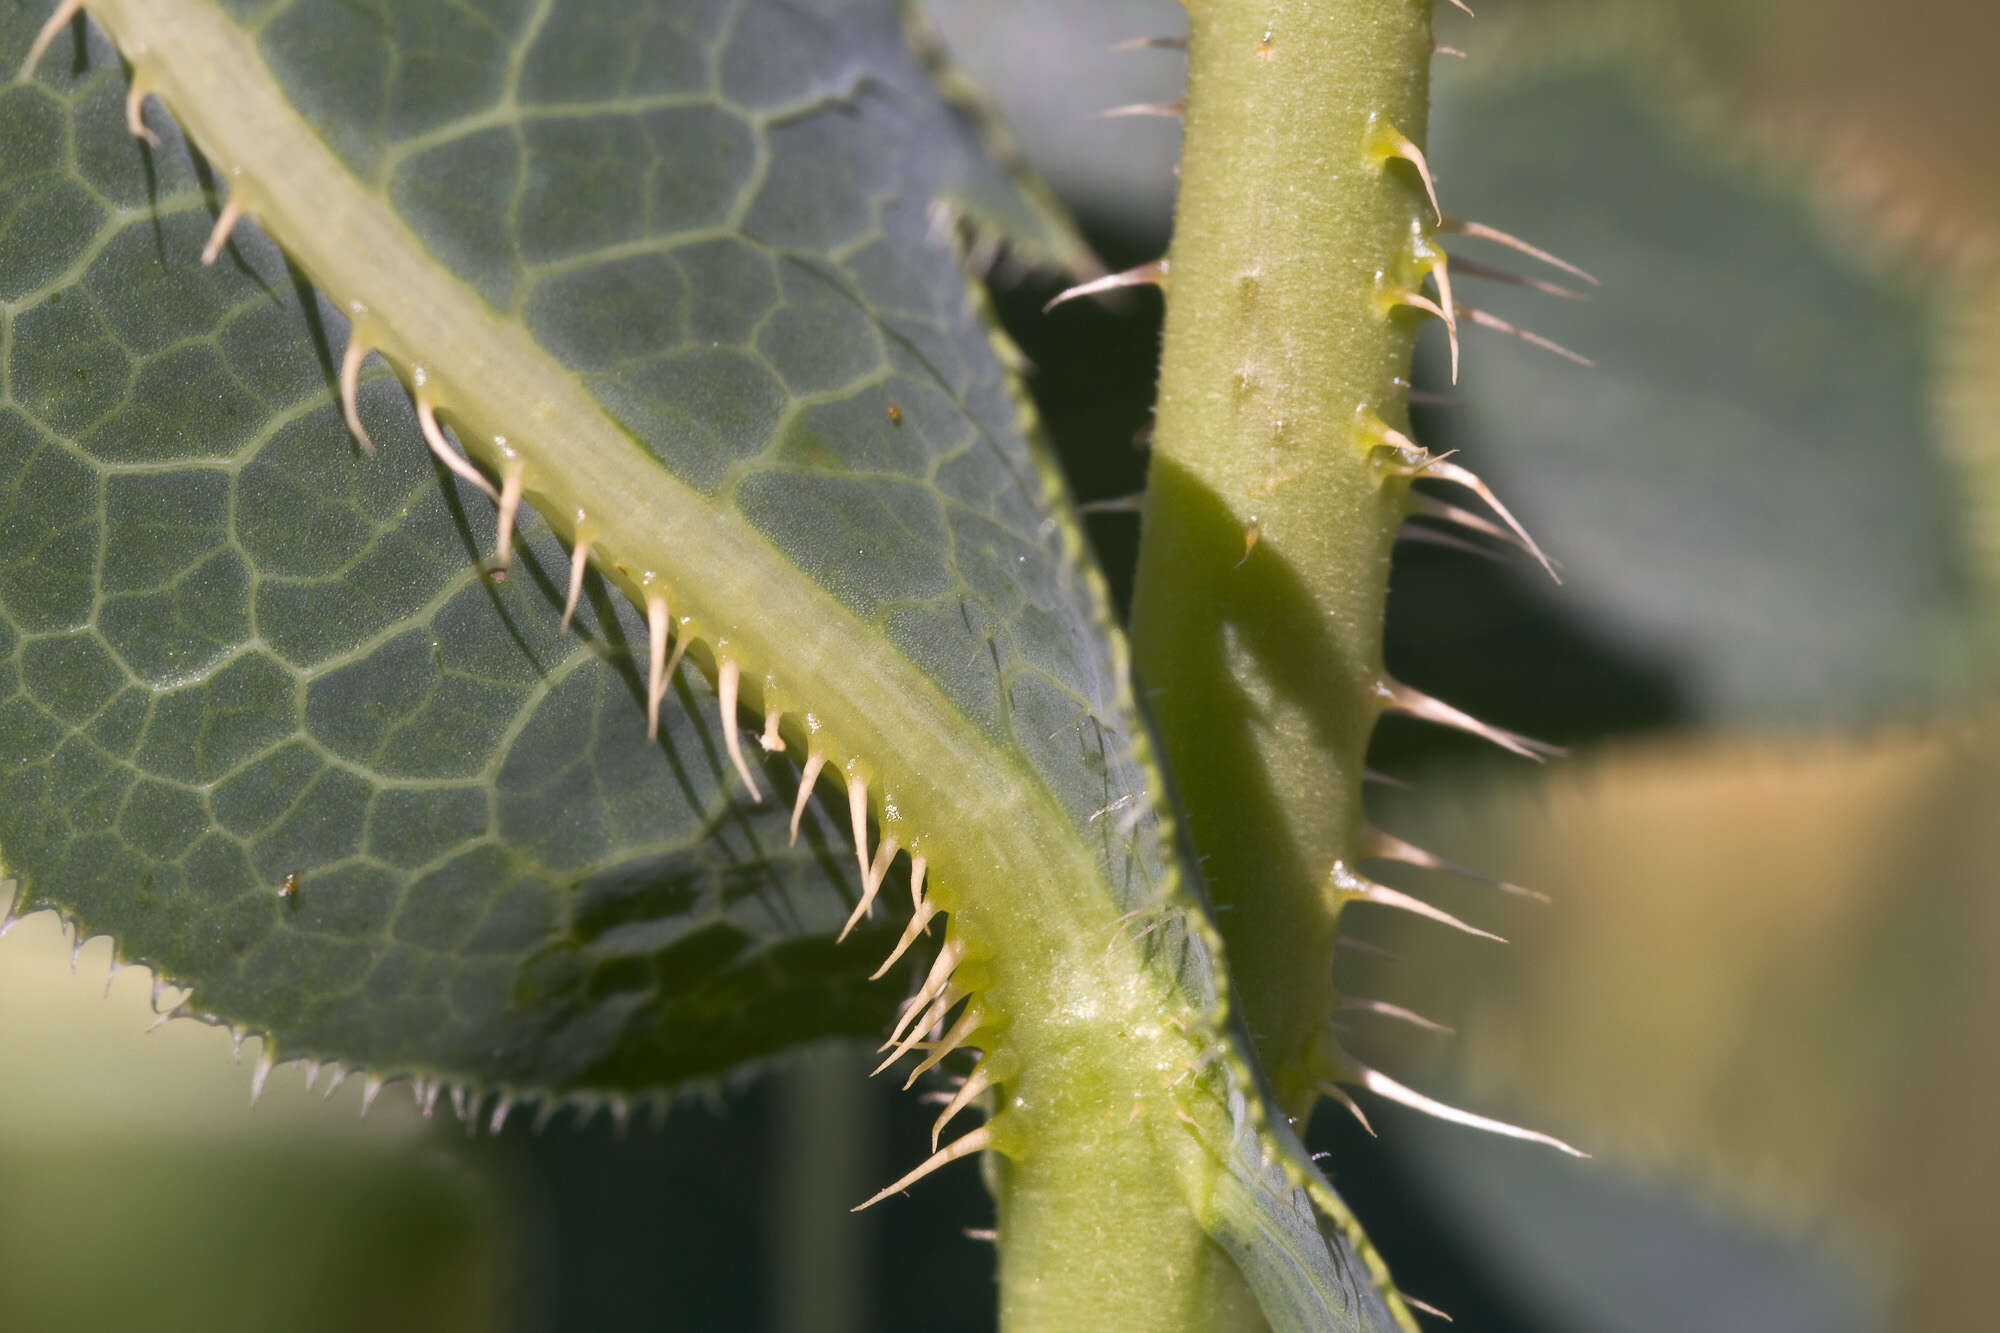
[0,2,1581,1327]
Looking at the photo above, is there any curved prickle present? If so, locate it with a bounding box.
[198,195,246,267]
[1351,1066,1588,1159]
[18,0,82,76]
[1043,259,1168,313]
[1365,115,1444,226]
[1443,214,1601,285]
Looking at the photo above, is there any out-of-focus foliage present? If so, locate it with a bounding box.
[0,912,502,1333]
[1485,0,2000,269]
[1360,720,2000,1332]
[1414,66,1982,725]
[1343,11,2000,1330]
[1379,1111,1882,1333]
[1473,0,2000,617]
[924,0,1182,239]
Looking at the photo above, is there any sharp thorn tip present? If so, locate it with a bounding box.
[1356,1066,1587,1157]
[853,1126,995,1211]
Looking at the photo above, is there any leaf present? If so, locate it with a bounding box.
[1200,1085,1407,1333]
[0,215,887,1092]
[0,0,1142,1094]
[1,4,1406,1326]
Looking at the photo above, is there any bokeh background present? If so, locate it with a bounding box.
[5,1,1997,1329]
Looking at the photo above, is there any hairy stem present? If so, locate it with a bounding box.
[1132,0,1435,1111]
[993,1118,1265,1332]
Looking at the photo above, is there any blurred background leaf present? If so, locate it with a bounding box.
[1479,0,2000,270]
[1405,65,1984,729]
[0,911,505,1333]
[1350,719,2000,1333]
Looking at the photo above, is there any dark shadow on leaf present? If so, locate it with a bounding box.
[286,259,341,404]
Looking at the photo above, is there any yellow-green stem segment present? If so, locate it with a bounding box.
[1132,1,1436,1113]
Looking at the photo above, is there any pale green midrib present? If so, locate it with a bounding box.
[79,0,1181,1058]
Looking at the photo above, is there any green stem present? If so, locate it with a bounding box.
[993,1126,1265,1331]
[1132,1,1436,1111]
